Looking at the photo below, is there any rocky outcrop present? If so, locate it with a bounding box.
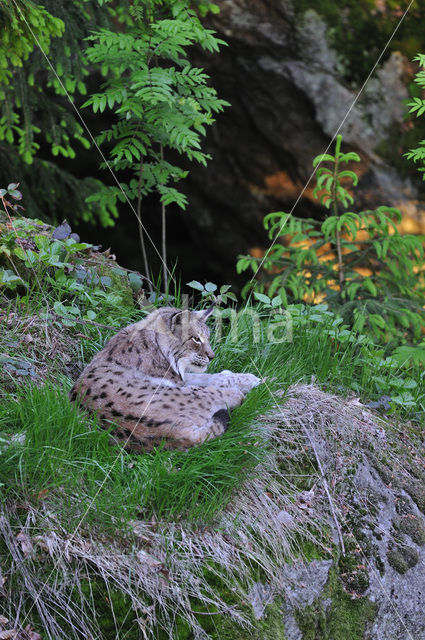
[177,0,425,286]
[255,384,425,639]
[5,383,423,639]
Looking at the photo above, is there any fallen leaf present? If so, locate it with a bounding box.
[33,536,49,552]
[52,221,71,240]
[16,532,33,557]
[136,550,162,571]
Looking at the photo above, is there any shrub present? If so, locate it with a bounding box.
[237,135,425,343]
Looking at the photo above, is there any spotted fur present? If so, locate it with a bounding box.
[70,306,261,452]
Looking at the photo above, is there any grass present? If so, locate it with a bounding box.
[1,302,424,533]
[0,378,271,530]
[211,306,371,397]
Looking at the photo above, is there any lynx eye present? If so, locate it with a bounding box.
[191,336,201,345]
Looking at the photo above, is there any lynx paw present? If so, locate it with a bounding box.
[232,372,262,394]
[216,371,261,394]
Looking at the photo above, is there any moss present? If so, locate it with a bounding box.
[326,588,376,640]
[75,578,283,640]
[375,554,385,576]
[367,454,398,488]
[194,599,288,640]
[395,495,412,516]
[294,565,377,640]
[394,515,425,546]
[337,502,374,596]
[160,595,287,640]
[387,544,419,574]
[252,600,288,640]
[152,561,289,640]
[292,534,331,563]
[295,604,327,639]
[77,580,139,639]
[364,488,383,511]
[338,537,369,595]
[404,480,425,515]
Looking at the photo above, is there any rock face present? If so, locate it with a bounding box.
[178,0,425,286]
[356,462,425,640]
[262,384,425,640]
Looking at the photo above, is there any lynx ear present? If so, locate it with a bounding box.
[193,304,215,322]
[170,310,185,330]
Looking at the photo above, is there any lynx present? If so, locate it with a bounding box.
[70,306,261,452]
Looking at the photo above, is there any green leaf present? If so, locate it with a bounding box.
[111,267,127,277]
[128,272,144,291]
[346,282,361,300]
[392,345,425,366]
[312,153,335,167]
[373,240,382,259]
[337,170,358,185]
[369,313,385,328]
[100,275,112,287]
[253,292,270,304]
[278,287,288,307]
[363,278,377,297]
[391,392,416,407]
[321,217,338,239]
[339,151,361,163]
[186,280,205,291]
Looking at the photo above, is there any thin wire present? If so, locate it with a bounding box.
[248,0,415,288]
[10,0,176,286]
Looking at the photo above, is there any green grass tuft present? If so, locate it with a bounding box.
[1,303,423,535]
[0,381,270,529]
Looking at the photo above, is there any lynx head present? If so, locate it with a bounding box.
[137,306,215,379]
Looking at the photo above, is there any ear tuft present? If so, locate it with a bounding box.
[194,304,215,322]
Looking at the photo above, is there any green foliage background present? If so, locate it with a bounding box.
[0,0,224,229]
[237,137,425,345]
[1,3,425,638]
[0,0,114,222]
